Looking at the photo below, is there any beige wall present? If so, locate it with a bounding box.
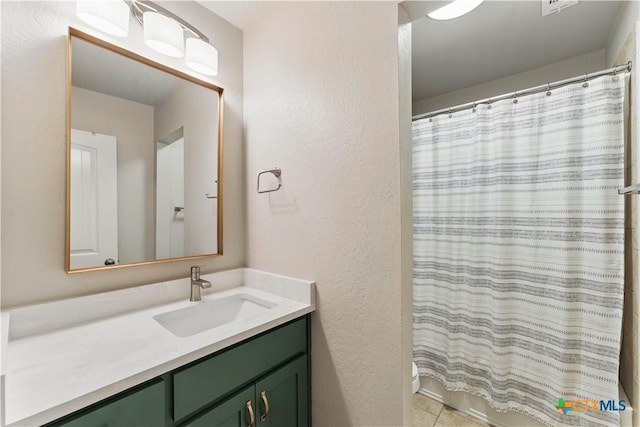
[1,1,245,308]
[72,87,155,264]
[413,49,607,115]
[243,2,406,425]
[0,0,3,310]
[398,5,414,425]
[606,1,640,68]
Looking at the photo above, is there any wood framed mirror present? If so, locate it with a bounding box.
[66,28,223,273]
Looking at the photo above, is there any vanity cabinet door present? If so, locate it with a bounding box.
[255,355,308,427]
[173,318,307,422]
[181,355,308,427]
[46,379,165,427]
[181,385,256,427]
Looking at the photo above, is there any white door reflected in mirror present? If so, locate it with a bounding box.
[70,129,118,269]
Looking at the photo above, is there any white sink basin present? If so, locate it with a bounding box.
[153,293,276,337]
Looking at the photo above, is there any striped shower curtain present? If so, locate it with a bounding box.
[412,75,627,427]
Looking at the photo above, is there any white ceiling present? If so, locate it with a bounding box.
[411,0,622,102]
[198,1,622,104]
[72,37,179,107]
[196,1,283,31]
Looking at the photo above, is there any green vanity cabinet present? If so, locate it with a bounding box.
[46,378,166,427]
[44,316,310,427]
[184,355,308,427]
[173,318,307,422]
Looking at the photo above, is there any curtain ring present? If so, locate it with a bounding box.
[546,83,551,97]
[472,102,477,113]
[513,91,518,104]
[487,99,492,110]
[428,115,432,122]
[448,109,452,118]
[583,73,589,88]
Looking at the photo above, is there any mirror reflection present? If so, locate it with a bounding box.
[67,30,223,272]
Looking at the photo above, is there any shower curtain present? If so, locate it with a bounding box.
[412,74,627,427]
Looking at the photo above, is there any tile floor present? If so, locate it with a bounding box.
[413,393,493,427]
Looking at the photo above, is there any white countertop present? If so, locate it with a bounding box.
[1,268,316,427]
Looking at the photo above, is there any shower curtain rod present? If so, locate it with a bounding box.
[412,61,632,122]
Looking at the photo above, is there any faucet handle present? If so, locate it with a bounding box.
[191,266,200,280]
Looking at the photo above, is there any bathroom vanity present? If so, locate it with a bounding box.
[1,269,315,427]
[47,317,309,427]
[0,15,317,427]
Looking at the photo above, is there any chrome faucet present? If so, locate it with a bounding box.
[190,266,211,302]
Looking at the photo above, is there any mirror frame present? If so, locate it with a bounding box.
[66,27,224,273]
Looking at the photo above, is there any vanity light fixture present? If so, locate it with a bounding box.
[76,0,219,76]
[427,0,485,20]
[143,11,184,57]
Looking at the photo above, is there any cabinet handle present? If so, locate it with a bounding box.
[260,391,270,421]
[246,400,255,427]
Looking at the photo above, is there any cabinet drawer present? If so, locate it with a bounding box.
[173,318,307,422]
[46,378,165,427]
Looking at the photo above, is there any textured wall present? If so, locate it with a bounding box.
[606,1,640,68]
[243,2,406,425]
[398,5,414,425]
[1,1,245,308]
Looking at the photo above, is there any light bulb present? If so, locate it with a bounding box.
[76,0,130,37]
[186,38,218,76]
[427,0,485,20]
[143,11,184,58]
